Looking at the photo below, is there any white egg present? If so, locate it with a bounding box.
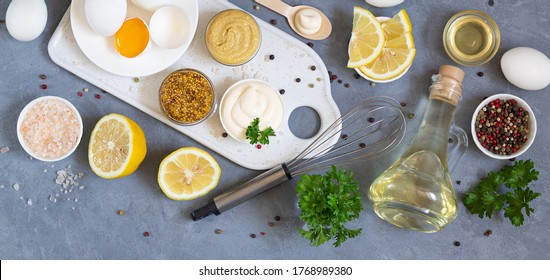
[131,0,174,12]
[365,0,405,8]
[501,47,550,91]
[85,0,127,37]
[149,6,191,49]
[6,0,48,42]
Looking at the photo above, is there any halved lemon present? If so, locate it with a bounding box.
[381,9,412,40]
[347,7,385,68]
[158,147,221,201]
[88,113,147,179]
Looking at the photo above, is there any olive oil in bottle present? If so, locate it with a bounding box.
[369,65,465,233]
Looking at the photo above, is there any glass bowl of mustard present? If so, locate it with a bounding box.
[159,68,216,126]
[205,9,262,66]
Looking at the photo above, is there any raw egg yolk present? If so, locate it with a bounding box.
[114,18,150,58]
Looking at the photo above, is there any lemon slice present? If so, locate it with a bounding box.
[358,47,416,81]
[88,113,147,179]
[158,147,221,201]
[385,32,415,49]
[347,7,385,68]
[381,9,412,40]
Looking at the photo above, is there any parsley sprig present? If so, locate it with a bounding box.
[245,117,276,145]
[296,166,363,247]
[463,159,540,227]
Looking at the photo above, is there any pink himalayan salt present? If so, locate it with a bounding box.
[19,99,81,160]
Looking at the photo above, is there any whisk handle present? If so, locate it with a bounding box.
[191,165,292,221]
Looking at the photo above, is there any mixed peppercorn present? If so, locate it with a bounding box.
[474,98,529,156]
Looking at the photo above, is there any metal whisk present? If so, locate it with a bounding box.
[191,96,406,221]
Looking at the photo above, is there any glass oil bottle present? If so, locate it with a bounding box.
[369,65,464,233]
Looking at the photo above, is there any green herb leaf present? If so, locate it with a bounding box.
[245,117,276,145]
[296,166,363,247]
[463,160,541,227]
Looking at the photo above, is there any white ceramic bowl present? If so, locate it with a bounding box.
[219,79,284,143]
[149,5,192,49]
[17,96,83,162]
[471,93,536,159]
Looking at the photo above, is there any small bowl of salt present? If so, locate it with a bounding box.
[17,96,83,162]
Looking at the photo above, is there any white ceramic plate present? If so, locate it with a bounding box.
[70,0,198,77]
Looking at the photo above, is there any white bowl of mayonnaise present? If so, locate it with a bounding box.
[219,79,285,143]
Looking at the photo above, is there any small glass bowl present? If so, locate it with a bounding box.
[443,10,500,66]
[471,93,536,160]
[205,9,262,66]
[159,68,216,126]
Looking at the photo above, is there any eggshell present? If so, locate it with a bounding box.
[501,47,550,91]
[149,6,191,49]
[85,0,127,37]
[131,0,174,12]
[365,0,405,8]
[6,0,48,42]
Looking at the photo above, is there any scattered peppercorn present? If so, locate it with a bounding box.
[222,132,228,138]
[400,102,407,107]
[341,134,348,140]
[39,74,47,80]
[117,210,125,216]
[474,98,529,156]
[215,229,223,234]
[77,92,83,97]
[344,83,350,88]
[308,84,314,88]
[368,117,375,123]
[488,0,495,7]
[0,19,5,24]
[354,73,361,79]
[260,232,266,236]
[269,54,275,60]
[456,180,461,185]
[94,94,101,99]
[307,42,314,48]
[40,84,47,90]
[274,215,281,221]
[143,231,150,237]
[279,89,285,95]
[448,138,454,143]
[477,72,484,77]
[254,5,259,10]
[370,82,376,87]
[250,233,257,238]
[133,77,140,83]
[453,241,461,247]
[359,143,366,148]
[268,222,275,227]
[408,113,416,119]
[270,19,277,25]
[295,78,301,83]
[310,65,316,71]
[330,74,337,81]
[484,230,493,236]
[256,144,262,149]
[337,79,342,84]
[83,88,89,92]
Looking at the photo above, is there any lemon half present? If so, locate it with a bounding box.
[158,147,221,201]
[88,113,147,179]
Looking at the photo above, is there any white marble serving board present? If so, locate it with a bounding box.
[47,0,340,170]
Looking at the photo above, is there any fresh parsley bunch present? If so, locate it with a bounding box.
[245,117,276,145]
[296,166,363,247]
[463,160,540,227]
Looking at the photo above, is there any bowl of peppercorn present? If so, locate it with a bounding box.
[471,93,537,159]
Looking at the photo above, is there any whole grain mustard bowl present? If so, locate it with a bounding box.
[159,68,216,126]
[205,9,262,66]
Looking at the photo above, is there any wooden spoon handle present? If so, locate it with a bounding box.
[254,0,292,17]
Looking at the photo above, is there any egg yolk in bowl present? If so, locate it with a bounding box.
[114,18,150,58]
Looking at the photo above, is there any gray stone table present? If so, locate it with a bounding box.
[1,0,549,259]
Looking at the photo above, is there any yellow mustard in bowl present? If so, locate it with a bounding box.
[205,9,261,66]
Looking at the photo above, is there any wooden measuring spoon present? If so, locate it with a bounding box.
[254,0,332,40]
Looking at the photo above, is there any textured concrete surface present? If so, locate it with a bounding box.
[0,0,549,259]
